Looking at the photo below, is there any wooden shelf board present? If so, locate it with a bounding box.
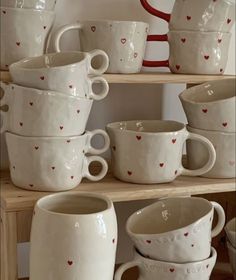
[1,170,235,212]
[1,70,235,85]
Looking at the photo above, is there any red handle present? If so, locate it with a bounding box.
[140,0,171,22]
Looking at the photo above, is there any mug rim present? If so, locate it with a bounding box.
[0,6,55,14]
[187,125,235,136]
[168,30,232,36]
[78,19,149,26]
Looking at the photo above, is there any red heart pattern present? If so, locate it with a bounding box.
[222,122,228,127]
[170,268,175,273]
[40,76,45,80]
[218,39,222,43]
[121,38,127,44]
[136,136,142,141]
[175,170,178,175]
[112,146,116,151]
[172,139,176,144]
[71,176,74,179]
[19,122,23,126]
[204,55,210,60]
[77,110,80,114]
[60,126,64,130]
[34,146,39,150]
[112,238,116,244]
[127,171,132,176]
[68,260,73,266]
[51,166,55,170]
[181,38,186,43]
[29,102,33,106]
[91,26,96,32]
[67,140,71,143]
[159,163,164,167]
[146,240,151,244]
[2,10,6,14]
[186,16,191,21]
[69,85,73,89]
[184,232,189,237]
[227,18,232,24]
[43,26,47,30]
[176,65,180,70]
[202,109,208,113]
[16,42,20,46]
[29,184,34,187]
[220,68,223,73]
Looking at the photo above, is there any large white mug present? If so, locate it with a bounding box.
[6,131,109,191]
[30,192,118,280]
[9,50,109,100]
[0,7,55,70]
[0,0,57,10]
[106,120,216,184]
[53,20,149,73]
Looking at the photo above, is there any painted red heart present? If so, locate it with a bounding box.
[112,146,116,151]
[29,102,33,106]
[184,232,189,237]
[172,139,176,144]
[60,126,64,130]
[159,163,164,167]
[2,10,6,14]
[40,76,45,80]
[227,18,232,24]
[220,68,223,73]
[112,238,115,244]
[127,171,132,176]
[206,264,209,268]
[34,146,39,150]
[222,122,228,127]
[186,16,191,20]
[176,65,180,70]
[136,136,142,141]
[202,109,208,113]
[146,240,151,244]
[77,110,80,114]
[16,42,20,46]
[91,26,96,32]
[121,38,127,44]
[134,52,138,58]
[204,55,210,60]
[69,85,73,89]
[175,170,178,175]
[13,166,16,170]
[29,184,34,187]
[67,140,71,143]
[43,26,47,30]
[191,244,194,247]
[51,166,55,170]
[19,122,23,126]
[68,260,73,266]
[218,39,222,43]
[71,176,74,179]
[170,268,175,272]
[181,38,186,43]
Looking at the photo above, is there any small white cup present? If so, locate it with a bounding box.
[30,192,117,280]
[6,131,110,191]
[115,247,217,280]
[9,50,109,100]
[225,218,236,248]
[126,197,225,263]
[0,0,57,10]
[53,20,149,73]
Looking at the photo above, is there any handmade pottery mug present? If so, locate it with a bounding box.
[0,7,55,70]
[179,79,236,132]
[227,241,236,280]
[142,31,231,74]
[53,20,149,73]
[187,126,236,179]
[0,0,57,10]
[6,131,109,191]
[225,218,236,248]
[0,83,93,136]
[106,120,216,184]
[9,50,109,100]
[126,197,225,263]
[30,192,118,280]
[115,247,217,280]
[140,0,235,32]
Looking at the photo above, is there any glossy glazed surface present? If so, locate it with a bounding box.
[0,0,57,10]
[225,218,236,248]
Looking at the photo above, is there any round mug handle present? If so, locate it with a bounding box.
[114,261,140,280]
[140,0,171,22]
[211,201,226,238]
[0,82,9,134]
[82,155,108,181]
[87,129,110,155]
[179,131,216,177]
[88,76,109,101]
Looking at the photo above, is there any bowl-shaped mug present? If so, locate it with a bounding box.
[225,218,236,248]
[1,0,57,10]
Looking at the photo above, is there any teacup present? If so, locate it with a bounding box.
[126,197,225,263]
[115,247,217,280]
[187,126,236,178]
[9,50,109,100]
[179,79,236,132]
[225,218,236,248]
[0,83,93,136]
[1,0,57,10]
[53,20,149,73]
[140,0,235,32]
[0,7,55,70]
[6,131,109,191]
[227,241,236,280]
[106,120,216,184]
[143,30,231,74]
[30,192,117,280]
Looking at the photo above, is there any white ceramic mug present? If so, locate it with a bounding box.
[227,241,236,280]
[30,192,117,280]
[115,247,217,280]
[179,79,236,132]
[142,30,231,74]
[225,218,236,248]
[6,131,109,191]
[126,197,225,263]
[187,126,236,179]
[53,20,149,73]
[9,50,109,100]
[0,0,57,10]
[0,7,55,70]
[106,120,216,184]
[0,83,93,136]
[140,0,235,32]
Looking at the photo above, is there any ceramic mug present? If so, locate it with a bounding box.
[30,192,117,280]
[0,0,57,10]
[142,31,231,74]
[140,0,235,32]
[9,50,109,100]
[0,83,93,136]
[53,20,149,73]
[106,120,216,184]
[179,79,236,132]
[227,241,236,280]
[0,7,55,70]
[126,197,225,263]
[6,131,109,191]
[225,218,236,248]
[115,247,217,280]
[187,126,236,179]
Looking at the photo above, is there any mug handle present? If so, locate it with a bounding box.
[86,129,110,155]
[140,0,171,22]
[211,201,226,238]
[179,131,216,177]
[0,82,9,134]
[114,261,140,280]
[88,76,109,101]
[143,34,169,67]
[82,155,108,181]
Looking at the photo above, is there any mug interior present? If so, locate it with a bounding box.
[128,198,212,235]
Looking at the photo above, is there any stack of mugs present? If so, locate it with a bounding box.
[225,218,236,279]
[141,0,235,74]
[180,78,236,179]
[0,0,56,70]
[0,50,110,191]
[115,197,225,280]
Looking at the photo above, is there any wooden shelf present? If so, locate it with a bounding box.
[1,170,235,212]
[1,70,235,85]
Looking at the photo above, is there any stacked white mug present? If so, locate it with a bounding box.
[0,50,110,191]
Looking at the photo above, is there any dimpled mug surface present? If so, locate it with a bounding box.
[0,7,55,70]
[0,83,93,136]
[0,0,57,10]
[180,79,236,132]
[225,218,236,248]
[30,192,118,280]
[115,247,217,280]
[126,197,225,263]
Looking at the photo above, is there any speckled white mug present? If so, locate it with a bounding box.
[30,192,117,280]
[53,20,149,73]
